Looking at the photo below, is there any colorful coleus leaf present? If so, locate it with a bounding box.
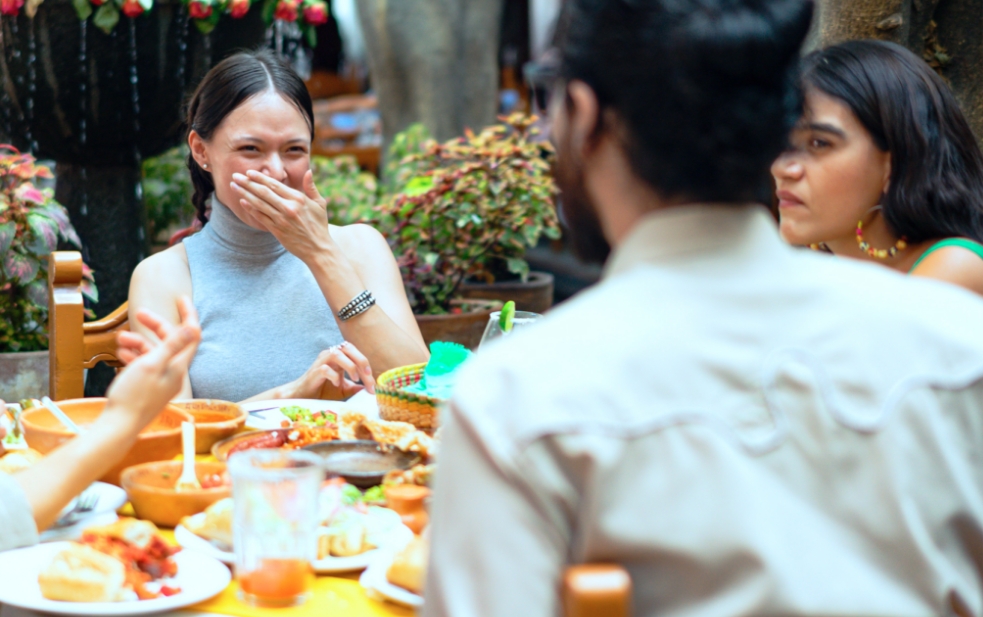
[0,221,15,256]
[25,279,47,309]
[14,183,45,205]
[93,2,120,33]
[25,212,59,255]
[3,251,39,284]
[81,264,99,304]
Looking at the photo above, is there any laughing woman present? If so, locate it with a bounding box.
[127,50,428,402]
[771,40,983,296]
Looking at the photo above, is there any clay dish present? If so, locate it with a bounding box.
[171,399,247,454]
[20,398,190,485]
[303,440,420,488]
[121,460,231,527]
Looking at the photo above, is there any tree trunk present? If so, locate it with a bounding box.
[356,0,505,151]
[811,0,983,143]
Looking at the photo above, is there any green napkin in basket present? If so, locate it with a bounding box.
[404,341,473,399]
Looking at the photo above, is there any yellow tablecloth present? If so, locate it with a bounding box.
[151,530,412,617]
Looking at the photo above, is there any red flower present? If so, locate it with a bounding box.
[273,0,298,22]
[188,0,212,19]
[88,0,107,6]
[121,0,144,17]
[0,0,24,16]
[301,0,327,25]
[228,0,249,18]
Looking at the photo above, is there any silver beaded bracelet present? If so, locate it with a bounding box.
[338,290,376,321]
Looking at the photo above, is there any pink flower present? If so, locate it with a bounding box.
[121,0,144,17]
[0,0,23,16]
[188,0,212,19]
[273,0,298,22]
[302,0,327,25]
[228,0,249,18]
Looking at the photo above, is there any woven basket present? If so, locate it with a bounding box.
[375,363,443,429]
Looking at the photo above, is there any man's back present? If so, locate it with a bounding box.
[424,205,983,617]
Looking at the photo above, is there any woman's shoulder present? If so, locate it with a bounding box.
[910,237,983,295]
[131,244,191,291]
[331,223,392,262]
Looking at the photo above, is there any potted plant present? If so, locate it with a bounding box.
[142,145,197,250]
[0,146,98,400]
[382,115,561,314]
[312,155,380,227]
[375,114,560,347]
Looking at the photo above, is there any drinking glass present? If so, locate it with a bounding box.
[229,449,323,607]
[479,310,544,348]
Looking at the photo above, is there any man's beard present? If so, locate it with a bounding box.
[553,137,611,265]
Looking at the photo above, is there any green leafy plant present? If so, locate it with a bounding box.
[0,146,97,352]
[142,145,196,245]
[311,155,379,227]
[378,113,560,315]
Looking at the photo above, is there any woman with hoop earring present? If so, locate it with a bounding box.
[771,40,983,296]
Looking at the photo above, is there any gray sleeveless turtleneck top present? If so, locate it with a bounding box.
[182,197,344,401]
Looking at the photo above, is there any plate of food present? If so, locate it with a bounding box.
[0,518,231,615]
[241,399,346,430]
[359,534,426,609]
[39,482,129,542]
[176,481,412,573]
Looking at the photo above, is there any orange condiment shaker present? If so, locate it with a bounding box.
[384,484,430,535]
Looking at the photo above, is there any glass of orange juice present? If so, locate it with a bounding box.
[229,449,323,607]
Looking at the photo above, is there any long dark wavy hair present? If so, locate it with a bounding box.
[801,40,983,243]
[185,49,314,225]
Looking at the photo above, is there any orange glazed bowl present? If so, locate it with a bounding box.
[171,399,248,454]
[121,460,231,527]
[21,398,191,486]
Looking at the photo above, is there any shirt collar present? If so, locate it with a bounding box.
[603,203,781,279]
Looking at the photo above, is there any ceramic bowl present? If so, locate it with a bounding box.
[171,399,248,454]
[120,460,231,527]
[303,440,421,488]
[20,398,191,485]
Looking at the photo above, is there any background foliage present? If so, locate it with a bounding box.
[0,146,97,352]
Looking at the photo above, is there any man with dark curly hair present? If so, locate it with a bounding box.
[422,0,983,615]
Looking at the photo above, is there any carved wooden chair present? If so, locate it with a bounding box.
[47,251,128,401]
[563,564,632,617]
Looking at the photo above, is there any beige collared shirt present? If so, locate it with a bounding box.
[423,204,983,617]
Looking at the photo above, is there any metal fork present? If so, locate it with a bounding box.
[51,489,99,529]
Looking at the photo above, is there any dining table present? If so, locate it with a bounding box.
[0,391,416,617]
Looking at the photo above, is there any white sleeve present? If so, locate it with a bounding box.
[0,472,39,552]
[421,404,568,617]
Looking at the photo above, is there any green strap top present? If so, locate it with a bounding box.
[909,238,983,272]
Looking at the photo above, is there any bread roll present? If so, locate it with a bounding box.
[38,544,127,602]
[386,536,427,594]
[181,498,233,551]
[0,448,43,474]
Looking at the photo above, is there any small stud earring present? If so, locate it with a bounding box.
[202,163,209,169]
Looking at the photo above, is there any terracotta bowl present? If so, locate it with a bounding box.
[171,399,248,454]
[20,398,191,486]
[121,460,231,528]
[211,429,288,462]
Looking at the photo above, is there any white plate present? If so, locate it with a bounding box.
[41,482,129,543]
[175,510,413,574]
[359,548,423,609]
[0,541,231,616]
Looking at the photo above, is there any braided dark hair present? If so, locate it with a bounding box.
[185,49,314,225]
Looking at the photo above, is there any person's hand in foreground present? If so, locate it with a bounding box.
[12,296,200,531]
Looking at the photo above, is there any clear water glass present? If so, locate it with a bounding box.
[229,449,323,607]
[479,310,544,348]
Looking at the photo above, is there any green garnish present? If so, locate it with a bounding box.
[363,485,386,504]
[341,484,363,506]
[499,300,516,333]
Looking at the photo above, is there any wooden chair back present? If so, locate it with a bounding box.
[563,564,632,617]
[47,251,129,400]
